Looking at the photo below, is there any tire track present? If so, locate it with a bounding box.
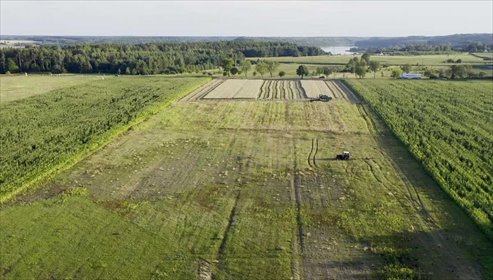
[307,138,319,169]
[358,104,438,226]
[213,190,241,279]
[334,80,361,104]
[296,80,308,99]
[258,80,267,99]
[287,102,304,280]
[307,139,315,168]
[324,81,341,99]
[313,139,319,169]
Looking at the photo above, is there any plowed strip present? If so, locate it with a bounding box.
[180,79,224,102]
[333,81,361,103]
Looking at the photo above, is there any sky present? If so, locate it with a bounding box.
[1,0,492,37]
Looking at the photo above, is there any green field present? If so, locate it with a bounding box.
[0,74,109,103]
[345,79,493,239]
[251,53,488,66]
[0,76,208,202]
[1,77,492,279]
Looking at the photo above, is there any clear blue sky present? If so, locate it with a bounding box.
[1,1,492,37]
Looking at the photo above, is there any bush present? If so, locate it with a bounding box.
[378,264,417,280]
[391,69,402,78]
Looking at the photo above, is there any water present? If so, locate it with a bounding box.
[321,46,356,55]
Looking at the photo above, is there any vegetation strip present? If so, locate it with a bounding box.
[345,79,493,239]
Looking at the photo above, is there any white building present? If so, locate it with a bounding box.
[400,73,422,79]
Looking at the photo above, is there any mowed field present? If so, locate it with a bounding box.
[184,78,359,102]
[0,74,107,103]
[1,77,492,279]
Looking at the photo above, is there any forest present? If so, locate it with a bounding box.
[0,41,324,75]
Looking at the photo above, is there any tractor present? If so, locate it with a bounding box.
[336,151,350,160]
[310,94,332,102]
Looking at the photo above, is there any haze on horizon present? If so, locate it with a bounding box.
[1,0,492,37]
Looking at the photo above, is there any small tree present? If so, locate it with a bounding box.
[240,60,252,78]
[424,69,437,79]
[400,64,411,73]
[279,71,286,77]
[252,71,257,77]
[448,64,472,79]
[322,67,333,77]
[361,53,371,65]
[368,61,381,79]
[391,68,402,79]
[346,57,361,77]
[355,61,367,78]
[230,67,239,75]
[256,61,267,78]
[221,58,234,76]
[6,58,19,73]
[296,65,309,78]
[266,61,279,77]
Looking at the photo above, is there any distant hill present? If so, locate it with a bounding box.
[1,34,492,49]
[233,37,359,47]
[353,34,493,49]
[0,36,238,45]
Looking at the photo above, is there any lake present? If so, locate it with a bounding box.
[321,46,356,55]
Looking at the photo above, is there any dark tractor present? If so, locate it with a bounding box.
[310,94,332,102]
[319,94,332,102]
[336,151,350,160]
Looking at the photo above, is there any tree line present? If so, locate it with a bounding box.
[340,54,487,80]
[0,41,324,75]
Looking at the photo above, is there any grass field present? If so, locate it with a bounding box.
[251,53,488,66]
[1,78,492,279]
[345,79,493,239]
[0,74,108,103]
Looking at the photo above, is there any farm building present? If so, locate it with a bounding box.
[400,73,422,79]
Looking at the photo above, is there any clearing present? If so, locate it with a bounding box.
[0,74,107,103]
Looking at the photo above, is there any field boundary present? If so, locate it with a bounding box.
[0,78,210,204]
[180,78,222,102]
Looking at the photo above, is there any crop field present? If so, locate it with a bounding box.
[1,77,492,279]
[186,79,359,102]
[0,76,208,202]
[252,53,488,66]
[346,79,493,239]
[0,74,107,103]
